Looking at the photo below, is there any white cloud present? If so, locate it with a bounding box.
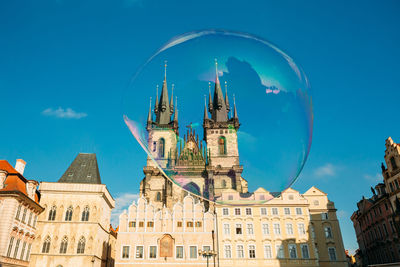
[111,193,139,226]
[336,210,348,219]
[363,173,382,183]
[237,131,257,144]
[42,107,87,119]
[314,163,336,177]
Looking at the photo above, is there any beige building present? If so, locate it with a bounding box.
[0,159,44,267]
[29,153,116,267]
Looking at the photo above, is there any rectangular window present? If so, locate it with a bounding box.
[202,246,210,259]
[298,223,306,235]
[237,245,244,258]
[296,207,302,215]
[223,208,229,216]
[122,246,130,259]
[261,208,267,215]
[25,243,31,261]
[246,208,252,215]
[13,239,20,258]
[22,208,27,223]
[276,245,284,258]
[136,246,143,258]
[249,245,256,258]
[328,247,337,261]
[195,221,202,227]
[224,224,230,235]
[177,221,182,227]
[262,223,269,235]
[15,205,21,220]
[321,212,328,220]
[27,213,32,226]
[189,246,197,259]
[33,216,37,228]
[236,224,242,235]
[286,223,294,235]
[301,244,310,259]
[272,208,278,215]
[149,246,157,259]
[187,221,193,227]
[284,208,290,215]
[176,246,183,259]
[147,221,154,227]
[7,237,14,257]
[383,223,388,236]
[264,245,272,258]
[247,223,254,235]
[139,221,144,227]
[325,226,333,239]
[224,245,232,258]
[288,244,297,259]
[273,223,281,235]
[129,221,136,227]
[235,208,241,215]
[20,242,26,260]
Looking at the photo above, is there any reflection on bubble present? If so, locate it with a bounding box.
[123,30,313,205]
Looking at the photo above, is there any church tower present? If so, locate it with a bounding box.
[203,61,247,198]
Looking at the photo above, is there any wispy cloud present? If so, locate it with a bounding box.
[111,192,139,226]
[363,173,382,183]
[314,163,336,177]
[42,107,87,119]
[237,131,257,144]
[336,210,348,219]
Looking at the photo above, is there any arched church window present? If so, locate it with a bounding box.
[391,157,398,170]
[42,236,51,253]
[65,206,73,221]
[156,192,161,201]
[81,206,90,222]
[77,236,85,254]
[222,180,227,188]
[59,236,68,254]
[218,136,227,155]
[48,206,56,221]
[158,138,165,158]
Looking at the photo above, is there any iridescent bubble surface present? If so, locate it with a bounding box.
[123,30,313,204]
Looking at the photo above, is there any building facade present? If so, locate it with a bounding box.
[29,153,116,267]
[0,159,44,267]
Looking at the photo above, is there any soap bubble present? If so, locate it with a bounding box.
[123,30,312,204]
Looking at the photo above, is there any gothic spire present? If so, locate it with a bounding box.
[154,85,159,112]
[204,95,209,119]
[170,84,174,113]
[225,81,230,113]
[155,61,172,125]
[147,97,152,122]
[211,59,228,122]
[208,82,212,112]
[233,94,238,119]
[173,96,178,122]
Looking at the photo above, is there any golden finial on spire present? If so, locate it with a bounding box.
[156,85,159,98]
[208,82,211,93]
[164,60,168,80]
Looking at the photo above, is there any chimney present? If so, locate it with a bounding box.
[0,170,7,189]
[15,159,26,175]
[26,180,39,200]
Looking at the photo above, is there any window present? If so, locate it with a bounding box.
[129,221,136,227]
[28,213,32,226]
[296,208,302,215]
[262,223,269,235]
[284,208,290,215]
[328,247,337,261]
[195,221,202,227]
[149,246,157,259]
[139,221,144,227]
[177,221,182,227]
[224,224,230,235]
[224,245,232,258]
[314,200,319,206]
[298,223,306,235]
[218,136,227,155]
[13,239,20,258]
[189,246,197,259]
[158,138,165,158]
[249,245,256,258]
[202,246,211,259]
[301,244,309,259]
[272,208,278,215]
[122,246,130,259]
[246,208,252,215]
[235,208,241,215]
[288,244,297,259]
[273,223,281,235]
[276,244,284,258]
[391,156,398,170]
[21,208,27,223]
[383,223,388,236]
[16,205,22,220]
[187,221,193,227]
[321,212,328,220]
[48,206,56,221]
[236,224,242,235]
[222,180,227,188]
[147,221,154,227]
[228,195,233,200]
[60,236,68,254]
[81,206,90,221]
[136,246,144,258]
[222,208,229,216]
[325,226,333,239]
[260,195,265,200]
[286,223,294,235]
[264,245,272,258]
[237,245,244,258]
[176,246,184,259]
[77,237,85,254]
[65,206,73,221]
[33,215,37,228]
[25,243,31,261]
[247,223,254,235]
[42,236,51,253]
[7,237,14,257]
[156,192,161,201]
[261,207,267,215]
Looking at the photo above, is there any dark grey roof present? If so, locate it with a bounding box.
[58,153,101,184]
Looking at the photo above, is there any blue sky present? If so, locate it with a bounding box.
[1,0,399,254]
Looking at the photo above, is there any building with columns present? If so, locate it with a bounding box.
[0,159,44,267]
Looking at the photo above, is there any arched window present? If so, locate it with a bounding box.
[222,180,227,188]
[42,236,51,253]
[391,157,398,170]
[218,136,227,155]
[156,192,161,201]
[48,206,56,221]
[158,138,165,158]
[65,206,73,221]
[81,206,90,222]
[59,236,68,254]
[77,236,85,254]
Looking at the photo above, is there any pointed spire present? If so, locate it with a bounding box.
[155,85,159,110]
[164,60,167,81]
[211,59,228,122]
[170,84,174,107]
[233,94,238,119]
[204,95,209,119]
[147,97,152,122]
[208,82,213,111]
[156,62,171,125]
[225,81,230,112]
[173,96,178,122]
